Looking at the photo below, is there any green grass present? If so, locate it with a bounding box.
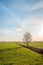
[0,42,43,65]
[19,42,43,49]
[29,42,43,49]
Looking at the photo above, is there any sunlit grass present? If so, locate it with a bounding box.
[19,42,43,49]
[29,42,43,49]
[0,42,43,65]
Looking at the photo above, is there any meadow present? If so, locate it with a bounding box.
[0,42,43,65]
[19,42,43,49]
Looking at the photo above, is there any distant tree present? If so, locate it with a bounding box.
[23,32,32,47]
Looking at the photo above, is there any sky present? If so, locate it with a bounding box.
[0,0,43,41]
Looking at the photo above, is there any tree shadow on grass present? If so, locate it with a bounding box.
[17,43,43,55]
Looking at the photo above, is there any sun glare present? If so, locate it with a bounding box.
[40,25,43,36]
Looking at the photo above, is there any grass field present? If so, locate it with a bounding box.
[0,42,43,65]
[19,42,43,49]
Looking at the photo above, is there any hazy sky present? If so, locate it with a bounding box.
[0,0,43,41]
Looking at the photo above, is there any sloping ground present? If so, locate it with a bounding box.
[17,43,43,54]
[0,42,43,65]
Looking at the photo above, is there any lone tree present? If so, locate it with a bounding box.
[23,32,32,47]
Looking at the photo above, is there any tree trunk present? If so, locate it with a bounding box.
[27,41,28,47]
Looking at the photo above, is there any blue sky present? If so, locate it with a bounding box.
[0,0,43,41]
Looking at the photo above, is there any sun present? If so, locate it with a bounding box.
[40,25,43,36]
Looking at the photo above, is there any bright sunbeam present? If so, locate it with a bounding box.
[40,25,43,36]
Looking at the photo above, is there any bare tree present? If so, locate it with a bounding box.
[23,32,32,47]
